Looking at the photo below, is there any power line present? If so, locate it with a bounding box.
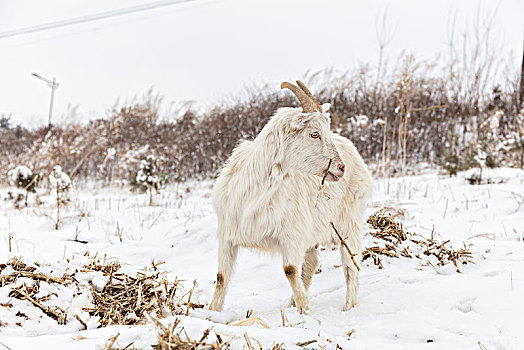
[0,0,196,40]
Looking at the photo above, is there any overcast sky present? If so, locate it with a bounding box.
[1,0,523,126]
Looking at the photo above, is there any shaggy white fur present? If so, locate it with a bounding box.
[209,106,372,314]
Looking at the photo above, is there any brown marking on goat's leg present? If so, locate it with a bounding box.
[216,272,224,287]
[210,242,238,311]
[283,264,309,314]
[284,264,298,307]
[210,271,227,311]
[284,265,296,277]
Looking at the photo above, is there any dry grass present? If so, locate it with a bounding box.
[1,257,69,324]
[81,258,203,327]
[364,208,473,271]
[84,270,177,326]
[0,257,202,329]
[151,317,228,350]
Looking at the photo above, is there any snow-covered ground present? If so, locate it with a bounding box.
[1,168,523,349]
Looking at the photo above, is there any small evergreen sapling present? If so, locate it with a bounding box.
[131,155,163,206]
[440,127,461,177]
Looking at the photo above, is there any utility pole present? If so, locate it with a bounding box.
[32,72,59,127]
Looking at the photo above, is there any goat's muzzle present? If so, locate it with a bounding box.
[327,162,345,182]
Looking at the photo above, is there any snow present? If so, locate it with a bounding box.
[0,168,523,349]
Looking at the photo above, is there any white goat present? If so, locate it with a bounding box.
[209,81,372,314]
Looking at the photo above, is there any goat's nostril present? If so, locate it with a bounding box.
[338,163,345,174]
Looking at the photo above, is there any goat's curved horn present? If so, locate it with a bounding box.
[296,80,322,112]
[281,81,318,113]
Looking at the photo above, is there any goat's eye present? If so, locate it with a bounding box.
[311,132,320,139]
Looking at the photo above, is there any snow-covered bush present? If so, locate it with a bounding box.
[130,155,164,206]
[463,112,501,184]
[7,165,39,207]
[8,166,36,190]
[49,165,71,194]
[49,165,72,229]
[117,144,151,187]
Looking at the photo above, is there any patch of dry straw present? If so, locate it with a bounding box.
[364,208,473,271]
[0,257,202,329]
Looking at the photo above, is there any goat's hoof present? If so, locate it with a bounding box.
[342,301,356,311]
[209,302,223,312]
[288,297,296,307]
[296,304,310,315]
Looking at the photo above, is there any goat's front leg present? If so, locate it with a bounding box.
[282,249,309,314]
[209,240,238,311]
[289,247,318,307]
[340,240,361,311]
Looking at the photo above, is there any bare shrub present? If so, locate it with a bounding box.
[1,57,521,184]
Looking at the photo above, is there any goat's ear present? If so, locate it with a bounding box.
[322,103,331,113]
[287,114,313,132]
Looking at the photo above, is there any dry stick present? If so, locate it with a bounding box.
[0,342,12,350]
[22,174,40,206]
[297,340,317,347]
[145,312,169,333]
[315,157,333,208]
[320,157,333,188]
[243,332,255,350]
[402,107,411,174]
[387,102,399,194]
[22,174,39,191]
[20,287,64,323]
[398,84,407,174]
[280,309,287,327]
[477,341,488,350]
[185,279,197,315]
[70,144,100,178]
[442,198,449,220]
[74,313,87,330]
[105,332,120,350]
[55,185,60,230]
[330,222,360,272]
[7,234,12,253]
[381,113,388,179]
[197,328,212,343]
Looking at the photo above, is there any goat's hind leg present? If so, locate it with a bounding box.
[209,240,238,311]
[301,247,319,292]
